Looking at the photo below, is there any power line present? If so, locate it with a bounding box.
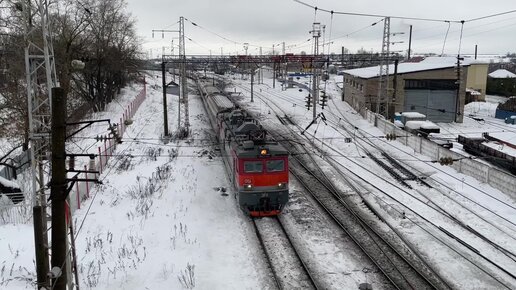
[293,0,461,23]
[329,18,384,42]
[184,17,241,45]
[467,9,516,22]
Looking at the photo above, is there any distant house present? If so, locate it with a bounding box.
[488,69,516,79]
[487,69,516,97]
[341,56,488,123]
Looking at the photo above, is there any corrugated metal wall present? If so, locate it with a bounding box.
[404,89,457,122]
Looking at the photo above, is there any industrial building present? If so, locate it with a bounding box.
[341,56,488,123]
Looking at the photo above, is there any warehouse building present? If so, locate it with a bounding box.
[341,56,488,123]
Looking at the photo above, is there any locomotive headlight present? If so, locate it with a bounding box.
[244,184,253,190]
[277,182,287,188]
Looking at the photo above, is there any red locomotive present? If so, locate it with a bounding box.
[198,79,289,216]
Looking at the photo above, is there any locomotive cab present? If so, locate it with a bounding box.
[235,143,289,216]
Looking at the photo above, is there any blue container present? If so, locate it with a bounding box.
[495,109,516,120]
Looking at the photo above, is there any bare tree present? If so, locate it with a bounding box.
[0,0,142,145]
[69,0,141,112]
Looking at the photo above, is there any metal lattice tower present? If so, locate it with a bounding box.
[24,0,57,208]
[22,0,58,288]
[376,17,391,118]
[23,0,57,205]
[179,16,189,130]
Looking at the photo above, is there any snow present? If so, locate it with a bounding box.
[404,120,425,130]
[343,56,481,79]
[466,88,482,96]
[0,175,20,189]
[488,69,516,79]
[1,71,516,289]
[483,142,516,157]
[401,112,426,118]
[420,121,440,130]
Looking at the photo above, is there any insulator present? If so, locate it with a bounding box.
[68,156,75,170]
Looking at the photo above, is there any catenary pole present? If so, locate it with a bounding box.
[50,87,68,290]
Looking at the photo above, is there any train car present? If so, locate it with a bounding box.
[458,135,516,174]
[198,79,289,216]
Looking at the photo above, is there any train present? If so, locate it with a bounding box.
[458,134,516,174]
[197,77,289,216]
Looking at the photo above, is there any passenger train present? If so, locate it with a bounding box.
[197,77,289,216]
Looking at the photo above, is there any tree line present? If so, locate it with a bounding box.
[0,0,142,145]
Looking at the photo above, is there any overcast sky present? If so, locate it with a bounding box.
[126,0,516,57]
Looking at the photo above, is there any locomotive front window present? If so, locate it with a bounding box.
[244,161,263,173]
[266,160,285,172]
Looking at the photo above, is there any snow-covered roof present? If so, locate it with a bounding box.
[483,142,516,157]
[488,69,516,79]
[404,120,425,130]
[0,175,20,189]
[404,120,440,130]
[420,121,440,130]
[343,56,480,79]
[466,88,482,96]
[401,112,426,118]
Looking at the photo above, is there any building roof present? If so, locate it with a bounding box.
[343,56,481,79]
[466,88,482,96]
[488,69,516,79]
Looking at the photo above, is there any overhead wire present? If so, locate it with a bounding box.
[293,0,461,23]
[184,17,241,45]
[440,21,451,56]
[328,18,384,43]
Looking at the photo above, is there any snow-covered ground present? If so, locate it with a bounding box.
[1,72,515,289]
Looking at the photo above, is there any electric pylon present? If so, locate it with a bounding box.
[22,0,57,287]
[179,16,189,133]
[376,17,391,119]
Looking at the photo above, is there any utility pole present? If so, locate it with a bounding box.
[152,28,179,136]
[455,55,463,122]
[251,69,254,102]
[376,17,391,120]
[161,61,169,136]
[50,87,67,290]
[171,40,175,82]
[408,25,413,60]
[273,61,276,89]
[311,22,321,121]
[321,25,326,57]
[392,59,399,113]
[282,42,285,55]
[259,46,263,84]
[179,16,189,132]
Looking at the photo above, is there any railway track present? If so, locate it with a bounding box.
[233,83,450,289]
[255,81,516,271]
[229,78,516,288]
[252,216,318,290]
[323,94,516,277]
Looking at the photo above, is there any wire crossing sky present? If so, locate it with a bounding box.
[128,0,516,56]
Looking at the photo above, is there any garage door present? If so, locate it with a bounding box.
[404,89,457,123]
